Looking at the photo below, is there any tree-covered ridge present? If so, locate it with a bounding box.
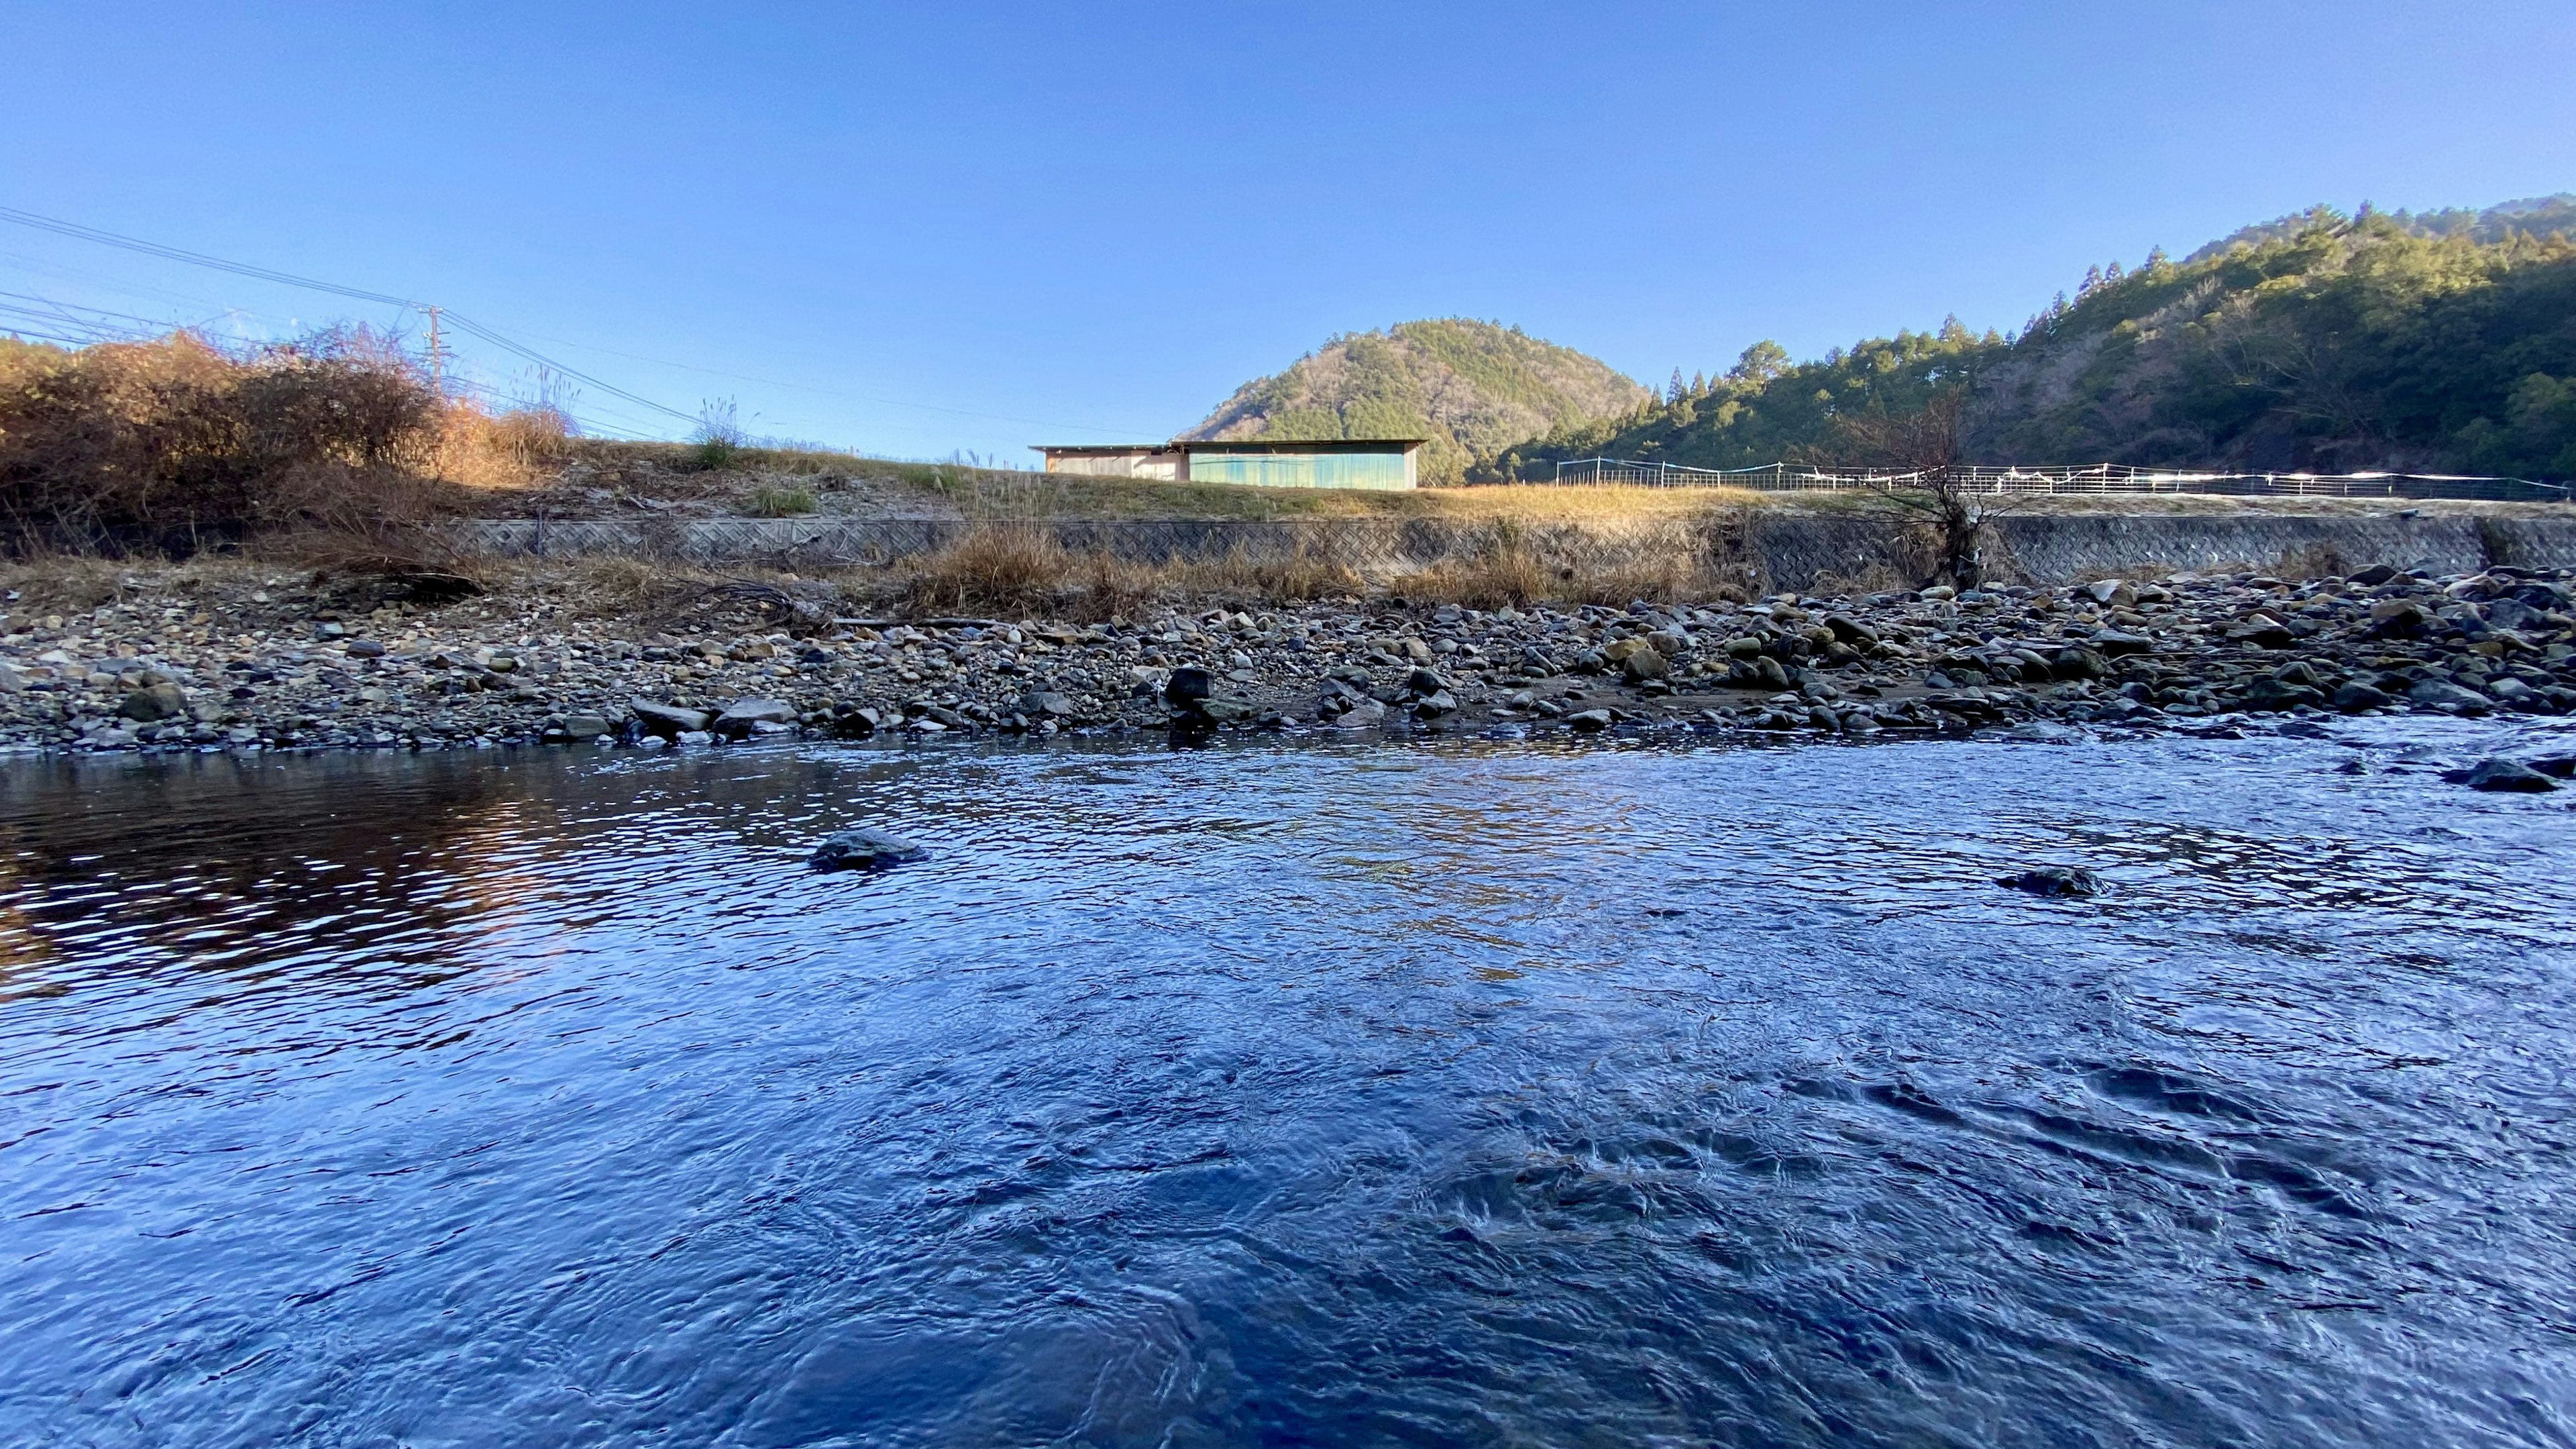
[2186,194,2575,261]
[1494,204,2576,481]
[1185,319,1650,484]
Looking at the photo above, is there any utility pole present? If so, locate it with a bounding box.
[420,305,444,394]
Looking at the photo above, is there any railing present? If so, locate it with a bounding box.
[1534,458,2571,503]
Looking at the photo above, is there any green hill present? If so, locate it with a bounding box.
[1495,200,2576,482]
[1185,319,1650,484]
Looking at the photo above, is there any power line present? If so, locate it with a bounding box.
[0,204,1161,441]
[0,204,700,429]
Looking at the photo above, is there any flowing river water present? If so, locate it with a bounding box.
[1,722,2572,1448]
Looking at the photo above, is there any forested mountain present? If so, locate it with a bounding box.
[1185,319,1648,484]
[1494,201,2576,482]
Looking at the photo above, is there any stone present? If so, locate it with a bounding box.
[344,639,386,659]
[712,698,798,737]
[2091,630,2154,655]
[559,713,614,739]
[1164,666,1214,702]
[1824,614,1878,646]
[2529,754,2576,778]
[2239,678,2324,712]
[2408,679,2491,714]
[631,698,712,735]
[1620,647,1669,684]
[1403,666,1449,698]
[1331,698,1388,729]
[1998,865,2104,897]
[1565,708,1615,732]
[809,826,930,871]
[1018,690,1077,718]
[2347,564,2400,586]
[117,682,189,722]
[1601,637,1657,663]
[1413,689,1458,717]
[2451,758,2559,793]
[2084,580,2137,606]
[2051,647,2108,680]
[2331,681,2392,713]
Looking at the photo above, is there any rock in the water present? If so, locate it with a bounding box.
[2239,678,2324,712]
[1998,865,2104,897]
[2530,754,2576,779]
[559,712,614,739]
[2453,758,2559,792]
[809,827,930,871]
[2331,681,2392,713]
[713,698,798,737]
[631,698,712,735]
[1566,708,1615,732]
[2408,680,2491,714]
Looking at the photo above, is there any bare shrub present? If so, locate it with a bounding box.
[899,524,1073,618]
[0,330,460,554]
[1173,543,1363,604]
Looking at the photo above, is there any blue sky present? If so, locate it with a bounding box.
[5,1,2572,458]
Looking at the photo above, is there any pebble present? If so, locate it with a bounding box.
[0,562,2568,756]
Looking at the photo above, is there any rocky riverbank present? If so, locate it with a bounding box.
[1,561,2571,756]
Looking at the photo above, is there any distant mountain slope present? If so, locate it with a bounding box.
[1184,319,1649,484]
[1497,199,2576,481]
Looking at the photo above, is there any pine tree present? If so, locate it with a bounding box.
[1667,368,1687,404]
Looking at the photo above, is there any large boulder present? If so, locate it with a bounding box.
[117,683,189,722]
[631,698,712,736]
[810,827,930,871]
[712,698,799,738]
[2450,758,2558,793]
[2408,680,2492,714]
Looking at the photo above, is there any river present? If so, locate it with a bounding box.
[2,724,2571,1446]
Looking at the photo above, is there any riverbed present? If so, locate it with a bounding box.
[3,725,2572,1446]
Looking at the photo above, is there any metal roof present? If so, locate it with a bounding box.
[1031,437,1428,454]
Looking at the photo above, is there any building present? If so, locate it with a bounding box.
[1032,437,1424,490]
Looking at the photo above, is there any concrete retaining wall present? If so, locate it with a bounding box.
[458,508,2576,590]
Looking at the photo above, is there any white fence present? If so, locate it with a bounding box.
[1535,458,2570,503]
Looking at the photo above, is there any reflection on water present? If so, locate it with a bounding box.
[3,724,2573,1447]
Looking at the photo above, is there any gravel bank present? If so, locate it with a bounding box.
[2,562,2570,755]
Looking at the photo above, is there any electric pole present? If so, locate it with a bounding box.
[421,305,444,393]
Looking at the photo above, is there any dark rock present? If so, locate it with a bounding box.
[1164,666,1214,702]
[559,713,614,739]
[1412,689,1458,717]
[117,682,189,722]
[2051,647,2108,680]
[2408,680,2492,714]
[2347,564,2400,586]
[2529,754,2575,778]
[809,827,929,871]
[1017,690,1077,718]
[2239,678,2324,712]
[1825,614,1879,646]
[2452,758,2559,792]
[712,698,798,737]
[1403,666,1448,698]
[2331,682,2392,713]
[344,639,387,659]
[2092,631,2154,656]
[1998,865,2104,897]
[631,698,712,735]
[1566,708,1615,732]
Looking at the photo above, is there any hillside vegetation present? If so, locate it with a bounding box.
[1499,198,2576,482]
[1185,319,1649,485]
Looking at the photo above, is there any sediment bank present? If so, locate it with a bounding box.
[3,556,2569,757]
[456,506,2576,592]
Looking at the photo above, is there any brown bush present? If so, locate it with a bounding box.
[0,329,541,556]
[898,524,1076,617]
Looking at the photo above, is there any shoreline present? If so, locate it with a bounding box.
[1,559,2568,759]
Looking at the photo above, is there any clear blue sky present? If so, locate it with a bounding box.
[5,1,2571,458]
